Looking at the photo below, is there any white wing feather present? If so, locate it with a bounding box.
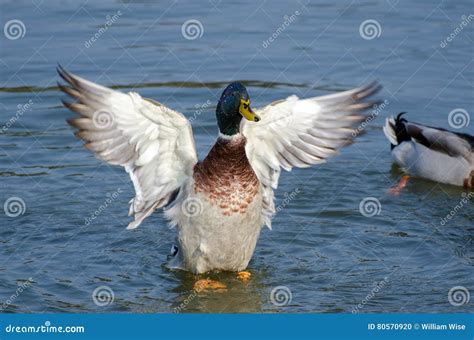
[242,83,381,228]
[383,116,398,145]
[58,66,197,229]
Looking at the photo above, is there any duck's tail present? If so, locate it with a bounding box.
[383,112,410,149]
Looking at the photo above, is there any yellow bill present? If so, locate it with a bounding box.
[239,99,260,122]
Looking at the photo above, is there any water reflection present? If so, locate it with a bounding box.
[170,270,265,313]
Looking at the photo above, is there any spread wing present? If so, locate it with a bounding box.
[241,82,381,228]
[58,66,198,229]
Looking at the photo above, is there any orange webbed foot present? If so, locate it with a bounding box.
[237,271,251,283]
[193,279,227,292]
[388,175,410,196]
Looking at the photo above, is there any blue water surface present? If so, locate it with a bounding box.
[0,0,472,313]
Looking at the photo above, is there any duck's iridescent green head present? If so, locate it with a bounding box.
[216,82,260,136]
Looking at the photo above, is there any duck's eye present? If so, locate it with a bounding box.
[243,104,249,109]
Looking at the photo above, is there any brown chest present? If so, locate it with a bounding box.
[193,135,259,215]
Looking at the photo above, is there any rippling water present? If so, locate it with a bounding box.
[0,0,472,313]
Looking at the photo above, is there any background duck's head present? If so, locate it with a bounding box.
[216,82,260,136]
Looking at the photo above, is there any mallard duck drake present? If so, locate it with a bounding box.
[58,66,380,274]
[384,113,474,189]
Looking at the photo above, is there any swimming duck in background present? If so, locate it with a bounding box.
[57,65,380,280]
[384,113,474,192]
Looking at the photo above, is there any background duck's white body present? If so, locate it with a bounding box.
[384,114,474,188]
[392,141,472,187]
